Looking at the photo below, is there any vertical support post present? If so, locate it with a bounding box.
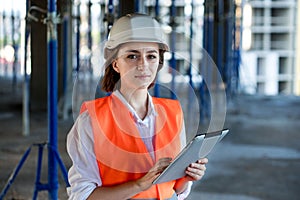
[99,2,106,42]
[61,1,73,119]
[87,1,92,53]
[188,0,194,89]
[169,0,176,99]
[215,0,224,88]
[225,0,233,97]
[0,11,2,74]
[154,0,160,97]
[119,0,135,17]
[23,0,31,136]
[155,0,160,19]
[206,1,214,88]
[186,0,195,134]
[107,0,114,36]
[75,2,80,73]
[134,0,140,12]
[47,0,58,199]
[62,15,68,96]
[87,0,93,90]
[3,12,8,76]
[224,0,240,97]
[11,9,17,92]
[201,0,214,122]
[201,1,208,122]
[233,0,241,95]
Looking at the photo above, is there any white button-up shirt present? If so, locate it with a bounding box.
[67,91,192,200]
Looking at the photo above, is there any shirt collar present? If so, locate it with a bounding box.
[112,90,157,123]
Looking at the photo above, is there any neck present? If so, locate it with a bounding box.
[119,88,148,119]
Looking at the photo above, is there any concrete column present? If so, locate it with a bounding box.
[264,53,279,95]
[30,0,64,111]
[30,0,47,111]
[118,0,135,17]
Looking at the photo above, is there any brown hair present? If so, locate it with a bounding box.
[101,47,166,92]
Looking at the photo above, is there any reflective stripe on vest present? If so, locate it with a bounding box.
[81,94,183,199]
[128,193,178,200]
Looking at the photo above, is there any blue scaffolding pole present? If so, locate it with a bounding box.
[186,0,197,134]
[188,0,194,90]
[11,10,17,92]
[232,1,241,95]
[75,2,80,73]
[107,0,114,36]
[216,0,224,88]
[62,15,69,96]
[0,1,70,199]
[87,0,92,54]
[134,0,140,12]
[154,0,160,97]
[169,0,176,99]
[200,0,214,122]
[47,0,60,198]
[225,0,233,97]
[87,0,94,95]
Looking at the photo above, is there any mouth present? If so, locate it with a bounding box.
[135,75,151,79]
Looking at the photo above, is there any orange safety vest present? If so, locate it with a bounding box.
[80,93,183,199]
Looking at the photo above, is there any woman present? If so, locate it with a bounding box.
[67,13,208,200]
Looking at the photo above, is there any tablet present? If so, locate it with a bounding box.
[152,129,229,184]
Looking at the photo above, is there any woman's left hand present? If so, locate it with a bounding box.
[173,158,208,194]
[185,158,208,181]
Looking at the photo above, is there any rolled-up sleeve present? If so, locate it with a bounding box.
[67,111,102,200]
[177,181,193,200]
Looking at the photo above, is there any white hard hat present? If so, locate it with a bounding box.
[104,13,169,59]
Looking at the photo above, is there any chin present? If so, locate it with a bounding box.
[135,83,150,90]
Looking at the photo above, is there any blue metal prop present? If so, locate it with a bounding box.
[0,1,70,199]
[154,0,160,97]
[169,0,176,99]
[62,15,69,95]
[75,3,80,73]
[47,0,60,199]
[0,143,69,200]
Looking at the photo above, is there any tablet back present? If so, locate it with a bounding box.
[153,129,229,184]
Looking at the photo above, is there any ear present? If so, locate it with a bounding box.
[112,60,120,73]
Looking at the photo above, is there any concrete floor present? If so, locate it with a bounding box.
[0,78,300,200]
[188,95,300,200]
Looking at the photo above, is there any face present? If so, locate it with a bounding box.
[112,42,160,91]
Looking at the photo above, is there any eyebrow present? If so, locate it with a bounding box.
[125,49,158,54]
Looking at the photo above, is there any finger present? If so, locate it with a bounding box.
[185,170,204,180]
[197,158,208,164]
[187,165,206,174]
[155,165,168,173]
[190,162,207,171]
[186,166,206,180]
[158,157,172,162]
[151,157,172,173]
[157,157,172,167]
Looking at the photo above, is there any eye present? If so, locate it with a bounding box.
[147,54,157,60]
[127,54,138,59]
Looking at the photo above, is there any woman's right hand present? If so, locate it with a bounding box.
[87,157,172,200]
[135,157,172,191]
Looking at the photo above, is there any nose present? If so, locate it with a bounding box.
[137,56,147,71]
